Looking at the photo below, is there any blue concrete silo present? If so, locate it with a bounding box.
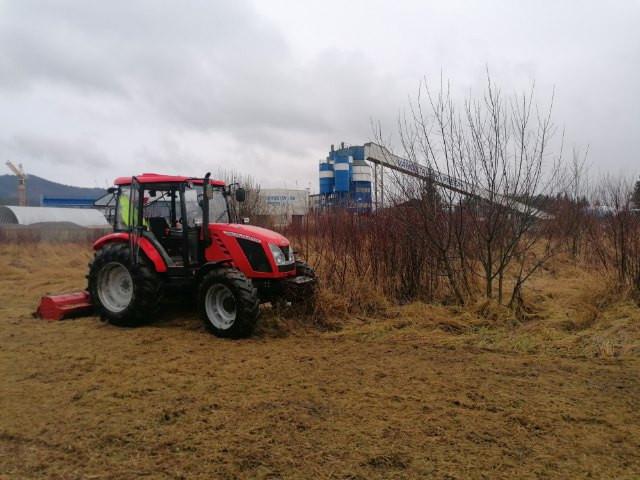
[334,153,351,193]
[351,159,372,207]
[319,159,334,194]
[318,143,372,212]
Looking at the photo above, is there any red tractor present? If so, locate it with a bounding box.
[86,173,316,338]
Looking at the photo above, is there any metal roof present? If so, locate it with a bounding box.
[114,173,226,187]
[41,197,97,208]
[0,206,109,227]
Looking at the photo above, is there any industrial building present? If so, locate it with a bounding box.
[40,196,97,208]
[313,142,549,219]
[256,188,309,227]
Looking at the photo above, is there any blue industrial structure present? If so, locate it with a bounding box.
[315,141,550,219]
[319,160,334,195]
[317,143,372,212]
[41,196,98,208]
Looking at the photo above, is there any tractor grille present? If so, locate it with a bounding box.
[236,238,272,272]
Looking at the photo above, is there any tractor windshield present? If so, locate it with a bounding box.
[113,182,230,232]
[184,186,229,225]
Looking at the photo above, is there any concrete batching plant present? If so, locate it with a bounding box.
[317,143,372,212]
[315,141,549,219]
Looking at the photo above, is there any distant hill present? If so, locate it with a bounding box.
[0,174,107,206]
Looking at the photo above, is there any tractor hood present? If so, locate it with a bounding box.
[211,223,289,245]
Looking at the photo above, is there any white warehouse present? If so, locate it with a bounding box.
[257,189,309,227]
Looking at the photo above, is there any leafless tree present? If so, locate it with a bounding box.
[377,71,565,309]
[593,175,640,289]
[554,147,590,258]
[213,168,265,222]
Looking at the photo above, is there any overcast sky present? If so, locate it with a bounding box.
[0,0,638,190]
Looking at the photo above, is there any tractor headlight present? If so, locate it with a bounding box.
[268,243,294,266]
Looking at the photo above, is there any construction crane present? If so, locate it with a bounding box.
[5,161,27,206]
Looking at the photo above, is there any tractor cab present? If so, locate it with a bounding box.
[109,173,240,269]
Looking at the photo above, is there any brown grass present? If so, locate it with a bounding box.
[1,243,640,479]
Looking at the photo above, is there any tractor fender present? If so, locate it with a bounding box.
[195,260,233,284]
[93,233,168,273]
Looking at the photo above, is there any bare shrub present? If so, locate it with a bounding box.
[373,72,565,310]
[586,175,640,291]
[285,208,452,313]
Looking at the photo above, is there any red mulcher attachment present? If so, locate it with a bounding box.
[36,291,93,321]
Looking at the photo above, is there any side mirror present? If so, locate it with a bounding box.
[235,187,246,202]
[242,217,250,224]
[107,187,117,194]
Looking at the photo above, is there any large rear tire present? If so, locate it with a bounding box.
[198,267,259,338]
[88,243,162,327]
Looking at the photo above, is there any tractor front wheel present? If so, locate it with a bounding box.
[88,243,162,327]
[198,267,259,338]
[276,260,317,314]
[295,260,316,280]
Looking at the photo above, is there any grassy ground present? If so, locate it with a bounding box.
[1,243,639,479]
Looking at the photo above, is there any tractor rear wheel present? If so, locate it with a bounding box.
[198,267,259,338]
[88,243,162,327]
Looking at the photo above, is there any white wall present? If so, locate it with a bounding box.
[259,189,309,216]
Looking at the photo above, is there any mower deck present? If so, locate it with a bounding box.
[36,291,93,321]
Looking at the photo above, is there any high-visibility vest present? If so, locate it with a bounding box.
[119,194,132,227]
[118,194,149,228]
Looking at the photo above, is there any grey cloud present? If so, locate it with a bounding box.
[0,0,398,140]
[1,134,108,169]
[0,0,637,188]
[0,1,332,132]
[0,0,405,186]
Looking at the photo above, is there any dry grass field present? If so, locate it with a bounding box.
[1,243,640,479]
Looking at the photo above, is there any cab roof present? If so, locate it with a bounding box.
[114,173,226,187]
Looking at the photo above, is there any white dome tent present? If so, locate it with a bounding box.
[0,206,109,227]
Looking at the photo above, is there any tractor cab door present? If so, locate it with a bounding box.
[180,184,203,268]
[128,176,143,265]
[135,181,210,270]
[116,178,144,231]
[115,177,144,264]
[138,184,185,269]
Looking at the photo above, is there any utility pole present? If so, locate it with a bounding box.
[373,162,378,210]
[380,164,384,209]
[5,161,27,206]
